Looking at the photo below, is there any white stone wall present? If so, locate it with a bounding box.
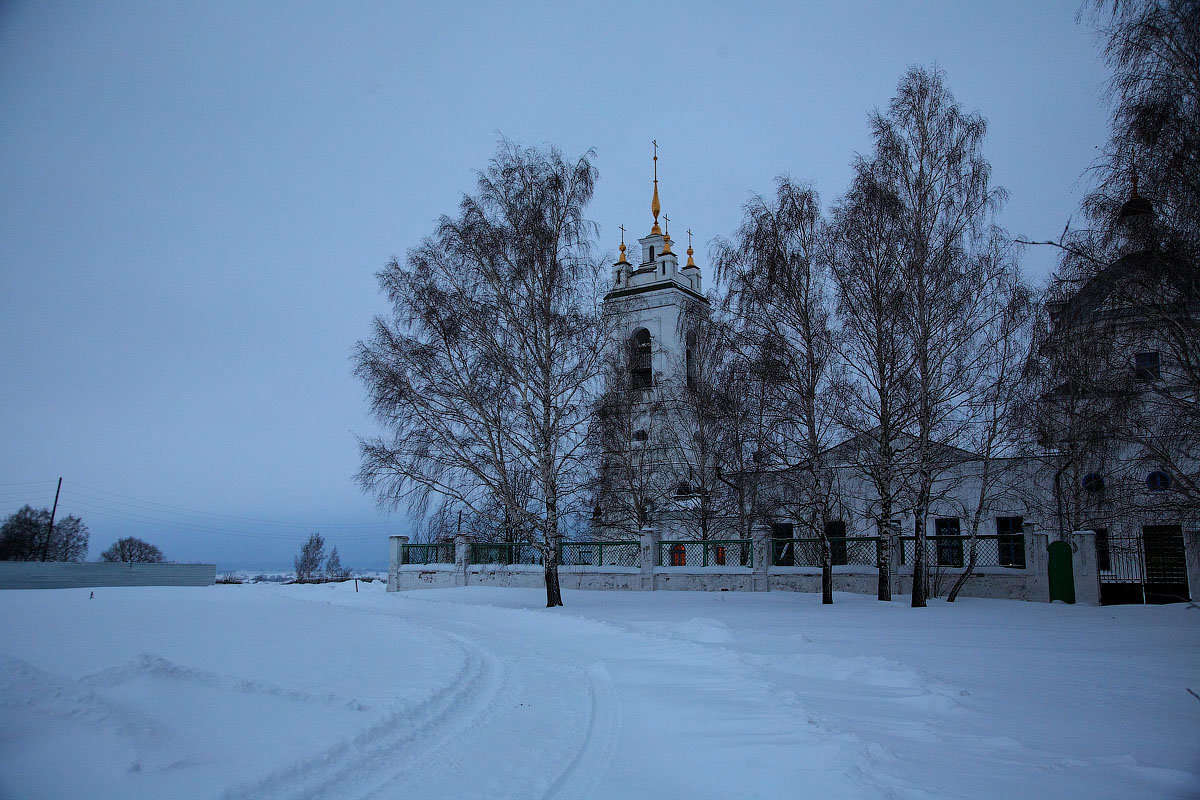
[389,529,1054,601]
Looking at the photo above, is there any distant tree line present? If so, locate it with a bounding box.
[0,506,172,564]
[0,505,89,562]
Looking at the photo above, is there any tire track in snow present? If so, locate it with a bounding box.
[223,629,504,800]
[542,662,621,800]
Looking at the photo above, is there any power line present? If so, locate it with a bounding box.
[64,498,396,541]
[66,481,393,528]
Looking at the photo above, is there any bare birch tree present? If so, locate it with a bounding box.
[716,178,842,602]
[863,66,1009,607]
[828,164,915,602]
[712,332,781,544]
[355,141,607,607]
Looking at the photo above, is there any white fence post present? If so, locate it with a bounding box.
[1070,530,1101,606]
[639,526,659,591]
[387,535,408,592]
[1027,531,1050,603]
[752,525,770,592]
[454,533,470,587]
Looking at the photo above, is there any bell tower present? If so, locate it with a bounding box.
[604,142,708,393]
[597,144,710,541]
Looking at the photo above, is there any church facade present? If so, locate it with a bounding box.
[389,157,1199,606]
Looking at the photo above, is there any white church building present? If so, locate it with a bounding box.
[389,154,1199,606]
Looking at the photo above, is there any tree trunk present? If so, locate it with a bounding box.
[543,550,563,607]
[946,538,976,603]
[949,507,986,602]
[877,532,893,601]
[821,531,833,604]
[911,514,927,607]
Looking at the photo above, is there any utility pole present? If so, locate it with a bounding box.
[42,477,62,561]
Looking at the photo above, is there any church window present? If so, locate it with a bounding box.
[996,517,1025,568]
[630,328,652,389]
[632,429,649,443]
[1146,471,1171,491]
[1082,473,1105,493]
[648,246,655,263]
[669,543,686,566]
[714,545,726,566]
[934,517,963,567]
[1134,351,1160,380]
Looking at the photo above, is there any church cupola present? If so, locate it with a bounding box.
[605,141,706,299]
[638,142,667,267]
[658,215,679,279]
[681,229,701,293]
[1116,162,1156,254]
[613,224,631,288]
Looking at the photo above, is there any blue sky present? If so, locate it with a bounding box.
[0,1,1110,569]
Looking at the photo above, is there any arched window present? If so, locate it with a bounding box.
[630,328,652,389]
[1082,473,1105,493]
[648,245,655,263]
[669,543,686,566]
[714,545,727,566]
[1147,471,1171,491]
[632,429,649,444]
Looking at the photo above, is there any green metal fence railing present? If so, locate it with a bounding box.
[899,534,1024,569]
[469,542,544,566]
[771,537,883,568]
[658,539,752,568]
[400,543,455,565]
[559,541,640,567]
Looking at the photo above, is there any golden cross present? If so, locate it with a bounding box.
[663,214,670,234]
[687,228,693,248]
[652,139,657,158]
[618,224,626,244]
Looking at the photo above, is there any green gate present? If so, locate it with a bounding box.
[1048,540,1075,603]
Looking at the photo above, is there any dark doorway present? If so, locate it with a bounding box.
[1142,525,1189,604]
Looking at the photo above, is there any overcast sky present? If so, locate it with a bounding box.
[0,1,1110,570]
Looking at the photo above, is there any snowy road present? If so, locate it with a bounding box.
[2,583,1198,799]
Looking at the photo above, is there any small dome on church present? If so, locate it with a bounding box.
[1116,168,1154,226]
[1116,193,1153,224]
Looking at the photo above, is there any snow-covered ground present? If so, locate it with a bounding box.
[1,583,1197,799]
